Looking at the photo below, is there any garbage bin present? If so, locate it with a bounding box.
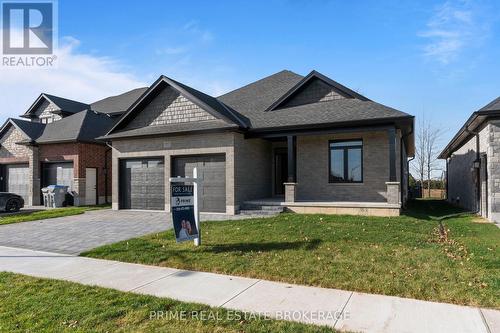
[50,185,69,207]
[42,185,69,208]
[41,187,52,208]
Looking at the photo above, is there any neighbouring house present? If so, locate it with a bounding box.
[0,88,147,206]
[439,96,500,222]
[100,70,415,216]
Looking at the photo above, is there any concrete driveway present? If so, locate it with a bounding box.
[0,209,171,255]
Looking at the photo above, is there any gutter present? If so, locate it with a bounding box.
[465,127,481,214]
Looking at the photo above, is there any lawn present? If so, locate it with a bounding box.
[0,204,110,226]
[82,200,500,309]
[0,272,334,333]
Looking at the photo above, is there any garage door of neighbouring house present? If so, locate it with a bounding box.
[172,154,226,213]
[119,158,165,210]
[6,164,30,202]
[42,162,74,190]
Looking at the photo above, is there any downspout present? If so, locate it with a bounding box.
[104,141,112,205]
[465,128,481,214]
[402,126,414,204]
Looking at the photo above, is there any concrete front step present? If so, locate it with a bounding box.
[241,204,284,211]
[239,210,282,216]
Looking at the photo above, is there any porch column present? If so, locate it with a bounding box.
[388,127,396,182]
[386,127,400,205]
[285,135,297,203]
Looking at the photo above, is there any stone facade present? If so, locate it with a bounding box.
[446,120,500,221]
[126,86,215,129]
[283,78,346,108]
[0,127,111,207]
[32,100,62,123]
[0,126,31,161]
[0,125,38,205]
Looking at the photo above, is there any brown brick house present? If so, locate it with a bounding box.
[0,88,146,206]
[101,70,415,216]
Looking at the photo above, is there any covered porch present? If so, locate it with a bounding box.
[242,123,413,216]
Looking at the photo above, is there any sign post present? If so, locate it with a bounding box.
[169,167,202,246]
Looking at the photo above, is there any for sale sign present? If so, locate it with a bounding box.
[171,184,199,243]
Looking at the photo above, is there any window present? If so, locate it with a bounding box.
[329,140,363,183]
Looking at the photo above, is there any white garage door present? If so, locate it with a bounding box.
[6,164,30,202]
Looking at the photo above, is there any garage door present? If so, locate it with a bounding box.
[6,164,30,202]
[42,162,74,189]
[42,162,75,205]
[119,158,165,210]
[172,154,226,213]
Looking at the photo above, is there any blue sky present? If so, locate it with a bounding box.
[2,0,500,167]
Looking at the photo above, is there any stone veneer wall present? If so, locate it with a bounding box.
[126,86,215,129]
[447,122,490,217]
[0,126,39,205]
[282,78,346,108]
[32,99,62,122]
[486,120,500,221]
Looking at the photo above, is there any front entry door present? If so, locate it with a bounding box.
[274,148,288,195]
[85,168,97,205]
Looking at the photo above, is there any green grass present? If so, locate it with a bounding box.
[82,200,500,309]
[0,204,110,226]
[0,272,335,333]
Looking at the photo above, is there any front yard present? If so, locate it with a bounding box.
[0,272,333,332]
[82,200,500,309]
[0,204,110,226]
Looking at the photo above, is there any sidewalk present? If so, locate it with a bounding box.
[0,245,498,333]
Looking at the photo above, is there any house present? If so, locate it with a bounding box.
[101,70,415,216]
[0,88,147,206]
[439,96,500,222]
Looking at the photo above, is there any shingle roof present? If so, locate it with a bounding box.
[479,96,500,112]
[35,110,116,144]
[90,87,148,115]
[440,96,500,158]
[217,70,304,122]
[217,70,411,130]
[0,118,45,142]
[10,118,45,140]
[101,119,238,140]
[40,94,89,114]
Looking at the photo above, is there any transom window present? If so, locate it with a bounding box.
[329,140,363,183]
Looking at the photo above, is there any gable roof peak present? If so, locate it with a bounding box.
[21,93,89,118]
[265,70,370,111]
[106,74,248,136]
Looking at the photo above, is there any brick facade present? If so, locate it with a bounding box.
[39,142,112,205]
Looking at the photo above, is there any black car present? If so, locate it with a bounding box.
[0,193,24,212]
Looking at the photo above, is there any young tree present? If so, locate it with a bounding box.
[412,117,428,187]
[425,123,442,197]
[411,116,443,197]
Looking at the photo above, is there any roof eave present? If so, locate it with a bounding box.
[438,111,500,159]
[247,115,414,136]
[97,125,242,142]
